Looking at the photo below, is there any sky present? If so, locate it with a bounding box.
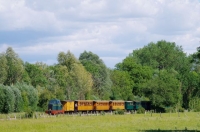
[0,0,200,68]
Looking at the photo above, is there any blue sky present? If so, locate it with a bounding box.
[0,0,200,68]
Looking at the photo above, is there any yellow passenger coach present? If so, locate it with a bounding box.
[94,100,110,111]
[61,100,74,113]
[74,100,93,112]
[110,100,125,110]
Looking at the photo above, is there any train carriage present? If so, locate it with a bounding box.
[133,101,141,110]
[125,101,134,111]
[93,100,110,111]
[74,100,93,112]
[141,101,151,110]
[109,100,125,110]
[61,100,74,113]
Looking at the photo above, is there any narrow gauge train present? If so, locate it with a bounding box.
[45,99,151,115]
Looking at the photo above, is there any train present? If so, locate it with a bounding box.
[46,99,151,115]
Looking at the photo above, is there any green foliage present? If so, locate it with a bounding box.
[164,107,175,113]
[178,107,185,112]
[15,83,38,111]
[24,62,48,87]
[137,106,145,114]
[37,89,54,111]
[110,70,133,100]
[0,85,6,113]
[115,56,153,96]
[189,97,200,112]
[114,109,125,115]
[0,54,8,84]
[79,51,112,100]
[58,51,78,71]
[25,107,34,118]
[0,85,15,113]
[1,42,200,113]
[141,69,180,109]
[11,87,23,112]
[182,71,200,109]
[131,40,186,71]
[5,47,24,85]
[57,51,93,100]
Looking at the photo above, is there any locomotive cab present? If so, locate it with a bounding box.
[46,99,64,115]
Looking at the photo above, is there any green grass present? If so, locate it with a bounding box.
[0,112,200,132]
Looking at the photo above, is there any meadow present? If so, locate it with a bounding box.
[0,112,200,132]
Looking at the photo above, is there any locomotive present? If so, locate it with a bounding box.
[46,99,151,115]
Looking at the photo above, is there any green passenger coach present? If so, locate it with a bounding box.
[125,101,134,111]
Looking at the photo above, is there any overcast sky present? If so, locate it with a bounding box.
[0,0,200,68]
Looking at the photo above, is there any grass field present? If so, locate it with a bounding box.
[0,112,200,132]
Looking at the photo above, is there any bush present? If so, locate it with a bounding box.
[25,107,34,118]
[114,109,124,115]
[137,106,145,114]
[165,107,175,113]
[130,110,135,114]
[178,107,185,112]
[194,105,200,112]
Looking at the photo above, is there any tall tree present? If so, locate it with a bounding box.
[141,69,181,110]
[57,51,93,100]
[0,53,8,84]
[110,70,133,100]
[131,40,186,71]
[79,51,112,99]
[24,62,48,87]
[116,56,153,96]
[5,47,24,85]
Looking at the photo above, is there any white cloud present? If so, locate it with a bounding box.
[0,0,200,68]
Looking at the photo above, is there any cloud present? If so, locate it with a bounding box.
[0,0,200,68]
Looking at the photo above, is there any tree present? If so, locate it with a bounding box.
[11,86,23,112]
[57,51,93,100]
[110,70,133,100]
[15,83,38,111]
[141,69,180,109]
[0,85,6,113]
[0,53,8,84]
[0,85,15,113]
[79,51,112,99]
[37,89,54,111]
[115,56,153,96]
[5,47,24,85]
[131,40,185,71]
[125,40,193,109]
[24,62,48,87]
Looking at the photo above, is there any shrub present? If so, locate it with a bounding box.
[114,109,124,115]
[25,107,34,118]
[137,106,145,114]
[194,105,200,112]
[178,107,185,112]
[165,107,175,113]
[130,110,135,114]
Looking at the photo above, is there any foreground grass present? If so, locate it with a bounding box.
[0,112,200,132]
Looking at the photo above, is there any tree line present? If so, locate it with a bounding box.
[0,40,200,113]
